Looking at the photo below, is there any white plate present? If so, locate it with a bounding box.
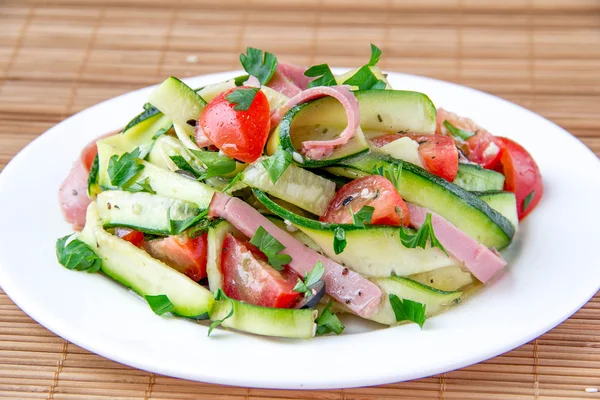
[0,71,598,390]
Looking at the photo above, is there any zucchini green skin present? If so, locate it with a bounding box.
[79,203,213,318]
[253,189,460,277]
[209,298,317,339]
[206,219,240,292]
[370,276,462,325]
[148,76,207,125]
[473,190,519,231]
[334,153,515,250]
[454,163,505,192]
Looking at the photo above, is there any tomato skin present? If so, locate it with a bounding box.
[114,228,145,248]
[198,87,270,163]
[144,234,208,281]
[320,175,410,226]
[495,137,543,220]
[221,234,300,308]
[371,134,458,182]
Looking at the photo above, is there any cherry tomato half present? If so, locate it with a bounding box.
[144,234,208,281]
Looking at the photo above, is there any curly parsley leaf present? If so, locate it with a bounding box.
[305,64,337,88]
[208,289,235,337]
[261,148,292,184]
[293,261,325,296]
[389,294,427,328]
[56,234,102,273]
[343,65,387,90]
[399,213,448,256]
[168,208,209,235]
[225,87,259,111]
[522,190,535,212]
[126,178,156,195]
[170,155,201,178]
[368,43,382,66]
[190,150,237,179]
[239,47,278,86]
[145,294,175,316]
[233,74,250,86]
[350,205,374,227]
[108,148,145,188]
[249,226,292,271]
[443,120,474,140]
[372,162,403,189]
[333,226,347,255]
[316,301,344,335]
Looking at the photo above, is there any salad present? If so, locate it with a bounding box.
[56,45,543,338]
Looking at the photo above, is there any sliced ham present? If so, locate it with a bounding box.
[194,124,213,148]
[243,75,261,88]
[277,62,312,90]
[271,85,360,160]
[208,192,382,318]
[407,204,507,284]
[266,70,302,97]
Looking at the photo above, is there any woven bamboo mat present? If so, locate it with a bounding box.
[0,0,599,398]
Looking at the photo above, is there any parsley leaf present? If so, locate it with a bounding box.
[389,294,427,328]
[316,301,344,335]
[56,234,102,273]
[261,148,292,184]
[372,162,403,189]
[343,65,387,90]
[443,120,475,140]
[368,43,382,66]
[190,150,236,179]
[249,226,292,271]
[350,205,374,227]
[208,289,234,336]
[293,261,325,296]
[168,208,209,235]
[222,172,245,194]
[225,87,259,111]
[126,177,156,194]
[523,190,535,212]
[333,226,347,255]
[108,148,145,188]
[305,64,337,88]
[234,74,250,86]
[239,47,278,86]
[399,213,448,256]
[145,294,175,316]
[170,155,201,178]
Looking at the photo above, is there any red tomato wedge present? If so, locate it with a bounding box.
[436,108,501,169]
[495,137,543,220]
[114,228,144,248]
[320,175,410,226]
[198,86,270,163]
[144,234,208,281]
[221,234,300,308]
[371,134,458,182]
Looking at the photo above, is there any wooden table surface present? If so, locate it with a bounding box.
[0,0,599,399]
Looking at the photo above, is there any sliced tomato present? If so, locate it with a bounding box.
[114,228,145,248]
[221,234,300,308]
[198,86,270,163]
[372,134,458,182]
[320,175,410,226]
[436,108,501,169]
[495,137,543,220]
[144,234,208,281]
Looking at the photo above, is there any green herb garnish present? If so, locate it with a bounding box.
[126,177,156,194]
[170,155,201,178]
[249,226,292,271]
[168,208,209,235]
[152,122,173,140]
[225,87,259,111]
[190,150,237,179]
[108,148,144,188]
[261,147,292,184]
[389,294,427,328]
[368,43,382,66]
[443,120,475,140]
[145,294,175,316]
[343,65,387,90]
[239,47,278,86]
[399,213,448,256]
[55,234,102,273]
[522,190,535,212]
[305,64,337,88]
[293,261,325,296]
[350,205,374,227]
[372,162,403,189]
[208,289,234,336]
[333,226,346,255]
[316,301,344,335]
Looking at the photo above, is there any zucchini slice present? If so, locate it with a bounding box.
[148,76,207,125]
[454,163,505,192]
[79,203,213,318]
[334,153,515,249]
[253,189,460,277]
[206,219,240,292]
[474,190,519,231]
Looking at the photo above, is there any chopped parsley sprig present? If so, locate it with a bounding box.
[250,226,292,271]
[399,213,448,256]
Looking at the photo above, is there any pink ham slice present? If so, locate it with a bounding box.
[407,204,507,284]
[266,70,302,97]
[277,62,312,90]
[194,124,213,148]
[208,192,382,318]
[271,85,360,160]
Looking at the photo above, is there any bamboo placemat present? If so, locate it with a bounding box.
[1,0,599,398]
